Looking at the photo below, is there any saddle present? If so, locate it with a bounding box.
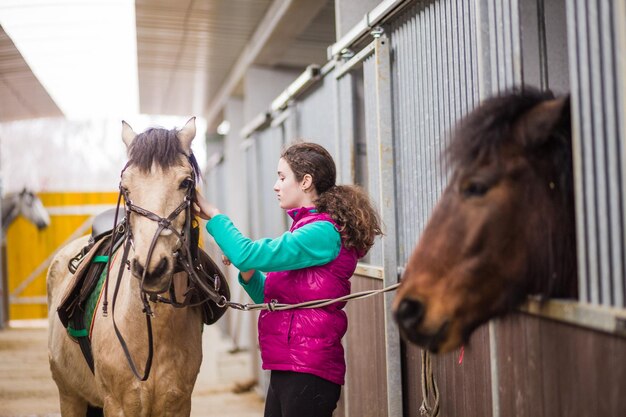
[59,208,126,330]
[58,208,230,372]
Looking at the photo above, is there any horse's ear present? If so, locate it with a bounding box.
[518,96,570,148]
[177,117,196,154]
[121,121,137,148]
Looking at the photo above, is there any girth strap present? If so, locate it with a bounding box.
[72,312,96,373]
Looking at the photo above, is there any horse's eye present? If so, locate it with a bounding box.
[462,182,489,197]
[179,178,193,189]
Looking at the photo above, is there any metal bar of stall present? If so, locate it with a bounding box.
[599,0,625,308]
[364,55,383,265]
[587,0,613,306]
[510,0,522,85]
[575,0,601,305]
[615,0,626,308]
[373,33,403,417]
[567,0,590,304]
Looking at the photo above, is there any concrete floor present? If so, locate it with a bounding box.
[0,321,264,417]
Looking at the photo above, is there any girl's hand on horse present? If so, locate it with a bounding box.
[193,191,220,220]
[221,255,231,266]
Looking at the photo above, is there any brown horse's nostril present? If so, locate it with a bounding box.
[394,298,425,334]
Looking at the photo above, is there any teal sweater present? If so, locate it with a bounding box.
[206,214,341,303]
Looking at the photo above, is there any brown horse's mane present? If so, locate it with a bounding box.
[448,88,562,169]
[449,88,577,299]
[128,127,201,178]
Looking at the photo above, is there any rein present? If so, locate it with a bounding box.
[101,157,225,381]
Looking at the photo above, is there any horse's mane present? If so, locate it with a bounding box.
[448,88,558,171]
[128,127,200,178]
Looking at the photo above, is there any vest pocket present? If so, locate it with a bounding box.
[286,311,295,344]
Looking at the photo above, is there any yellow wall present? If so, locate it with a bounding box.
[6,192,119,320]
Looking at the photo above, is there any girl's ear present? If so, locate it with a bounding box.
[301,174,314,191]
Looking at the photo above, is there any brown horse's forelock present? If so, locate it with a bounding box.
[447,88,557,171]
[128,127,200,178]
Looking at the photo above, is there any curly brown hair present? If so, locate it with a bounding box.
[281,142,382,254]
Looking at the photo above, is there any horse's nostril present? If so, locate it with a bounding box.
[132,258,168,279]
[394,298,425,331]
[152,257,168,278]
[132,259,145,277]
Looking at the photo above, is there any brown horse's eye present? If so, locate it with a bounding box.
[462,182,489,197]
[179,178,193,189]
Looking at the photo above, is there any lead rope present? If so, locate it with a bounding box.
[225,281,442,417]
[419,350,440,417]
[224,282,400,311]
[224,279,442,417]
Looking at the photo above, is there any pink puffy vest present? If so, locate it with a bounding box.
[258,207,359,385]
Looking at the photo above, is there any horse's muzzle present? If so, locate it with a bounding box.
[132,257,172,293]
[394,298,450,353]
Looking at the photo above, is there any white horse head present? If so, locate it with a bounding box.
[2,188,51,232]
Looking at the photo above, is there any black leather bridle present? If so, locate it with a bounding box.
[102,155,226,380]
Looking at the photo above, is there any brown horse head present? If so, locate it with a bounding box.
[120,118,199,294]
[393,89,578,353]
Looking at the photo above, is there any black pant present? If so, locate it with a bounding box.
[264,370,342,417]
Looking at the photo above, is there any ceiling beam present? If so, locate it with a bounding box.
[254,0,330,66]
[203,0,330,126]
[0,25,63,121]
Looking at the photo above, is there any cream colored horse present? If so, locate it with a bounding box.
[47,118,204,416]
